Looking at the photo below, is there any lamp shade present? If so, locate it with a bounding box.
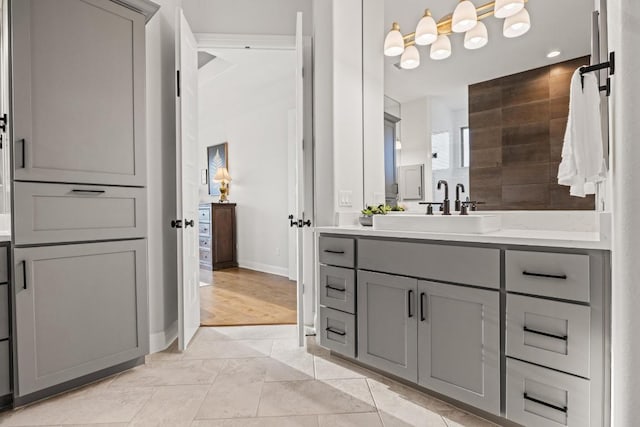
[464,21,488,50]
[494,0,524,18]
[452,0,478,33]
[213,167,232,182]
[430,35,452,60]
[415,10,438,45]
[400,45,420,69]
[384,22,405,56]
[503,7,531,38]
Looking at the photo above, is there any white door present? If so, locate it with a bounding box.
[294,12,306,346]
[175,9,200,350]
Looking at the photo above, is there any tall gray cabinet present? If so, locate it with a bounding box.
[8,0,158,402]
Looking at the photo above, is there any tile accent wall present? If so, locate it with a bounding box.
[468,56,596,210]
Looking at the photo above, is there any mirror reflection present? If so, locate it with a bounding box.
[379,0,597,212]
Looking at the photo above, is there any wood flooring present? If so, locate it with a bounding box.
[199,267,297,327]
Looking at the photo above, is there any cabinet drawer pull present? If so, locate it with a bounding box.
[17,138,26,168]
[324,249,345,255]
[522,271,567,280]
[408,290,414,318]
[21,260,27,290]
[523,326,568,341]
[71,189,106,194]
[420,292,426,321]
[325,285,346,292]
[523,393,568,413]
[325,327,346,336]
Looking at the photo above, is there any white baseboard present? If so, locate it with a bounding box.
[238,260,289,278]
[149,320,178,354]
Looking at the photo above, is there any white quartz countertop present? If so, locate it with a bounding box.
[315,225,610,250]
[0,232,10,243]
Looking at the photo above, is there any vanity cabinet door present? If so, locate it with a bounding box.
[417,281,500,415]
[357,271,418,382]
[11,0,146,186]
[13,240,148,397]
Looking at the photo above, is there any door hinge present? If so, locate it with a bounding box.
[176,70,181,97]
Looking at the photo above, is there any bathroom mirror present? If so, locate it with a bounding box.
[369,0,605,211]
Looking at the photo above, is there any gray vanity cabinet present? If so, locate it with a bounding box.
[13,240,148,397]
[417,281,500,415]
[357,271,418,382]
[11,0,146,187]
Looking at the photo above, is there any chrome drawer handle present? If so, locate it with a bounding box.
[523,326,568,341]
[325,285,346,292]
[324,249,345,255]
[325,327,346,336]
[71,189,106,194]
[522,271,567,280]
[523,393,567,413]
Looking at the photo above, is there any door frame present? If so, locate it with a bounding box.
[193,32,316,335]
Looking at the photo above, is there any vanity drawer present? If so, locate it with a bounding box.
[199,223,211,237]
[199,208,211,222]
[507,294,590,378]
[320,306,356,358]
[319,265,356,314]
[506,250,590,303]
[13,182,147,245]
[358,239,499,289]
[319,236,355,268]
[0,246,7,284]
[0,284,8,340]
[506,358,590,427]
[0,340,9,396]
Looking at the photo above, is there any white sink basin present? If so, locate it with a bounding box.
[373,214,501,234]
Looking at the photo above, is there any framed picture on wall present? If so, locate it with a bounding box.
[208,142,229,196]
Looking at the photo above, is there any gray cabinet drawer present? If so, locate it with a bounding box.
[0,284,8,340]
[507,295,590,378]
[199,208,210,222]
[0,340,10,396]
[319,265,356,314]
[199,237,212,249]
[358,239,500,289]
[13,182,147,245]
[506,358,590,427]
[320,306,356,358]
[506,251,590,302]
[319,236,355,268]
[0,246,6,283]
[199,223,211,237]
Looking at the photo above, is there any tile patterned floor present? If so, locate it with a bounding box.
[0,325,499,427]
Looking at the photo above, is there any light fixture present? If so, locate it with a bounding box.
[213,167,232,203]
[452,0,478,33]
[400,45,421,69]
[384,22,405,56]
[430,35,452,60]
[503,8,531,38]
[385,0,531,69]
[547,50,561,58]
[464,21,488,50]
[494,0,525,18]
[415,9,438,45]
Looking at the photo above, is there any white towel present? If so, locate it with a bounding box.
[557,69,607,197]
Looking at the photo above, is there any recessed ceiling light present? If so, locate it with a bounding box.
[547,50,561,58]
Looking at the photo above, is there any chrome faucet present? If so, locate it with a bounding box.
[437,180,451,215]
[455,184,465,211]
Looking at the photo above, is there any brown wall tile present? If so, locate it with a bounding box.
[502,122,550,147]
[470,127,501,150]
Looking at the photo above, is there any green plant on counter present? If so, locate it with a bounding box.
[361,204,405,216]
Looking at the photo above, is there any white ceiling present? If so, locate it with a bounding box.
[384,0,593,106]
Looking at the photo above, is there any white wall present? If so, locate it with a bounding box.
[398,97,430,212]
[146,0,182,352]
[198,50,295,277]
[609,0,640,425]
[182,0,312,36]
